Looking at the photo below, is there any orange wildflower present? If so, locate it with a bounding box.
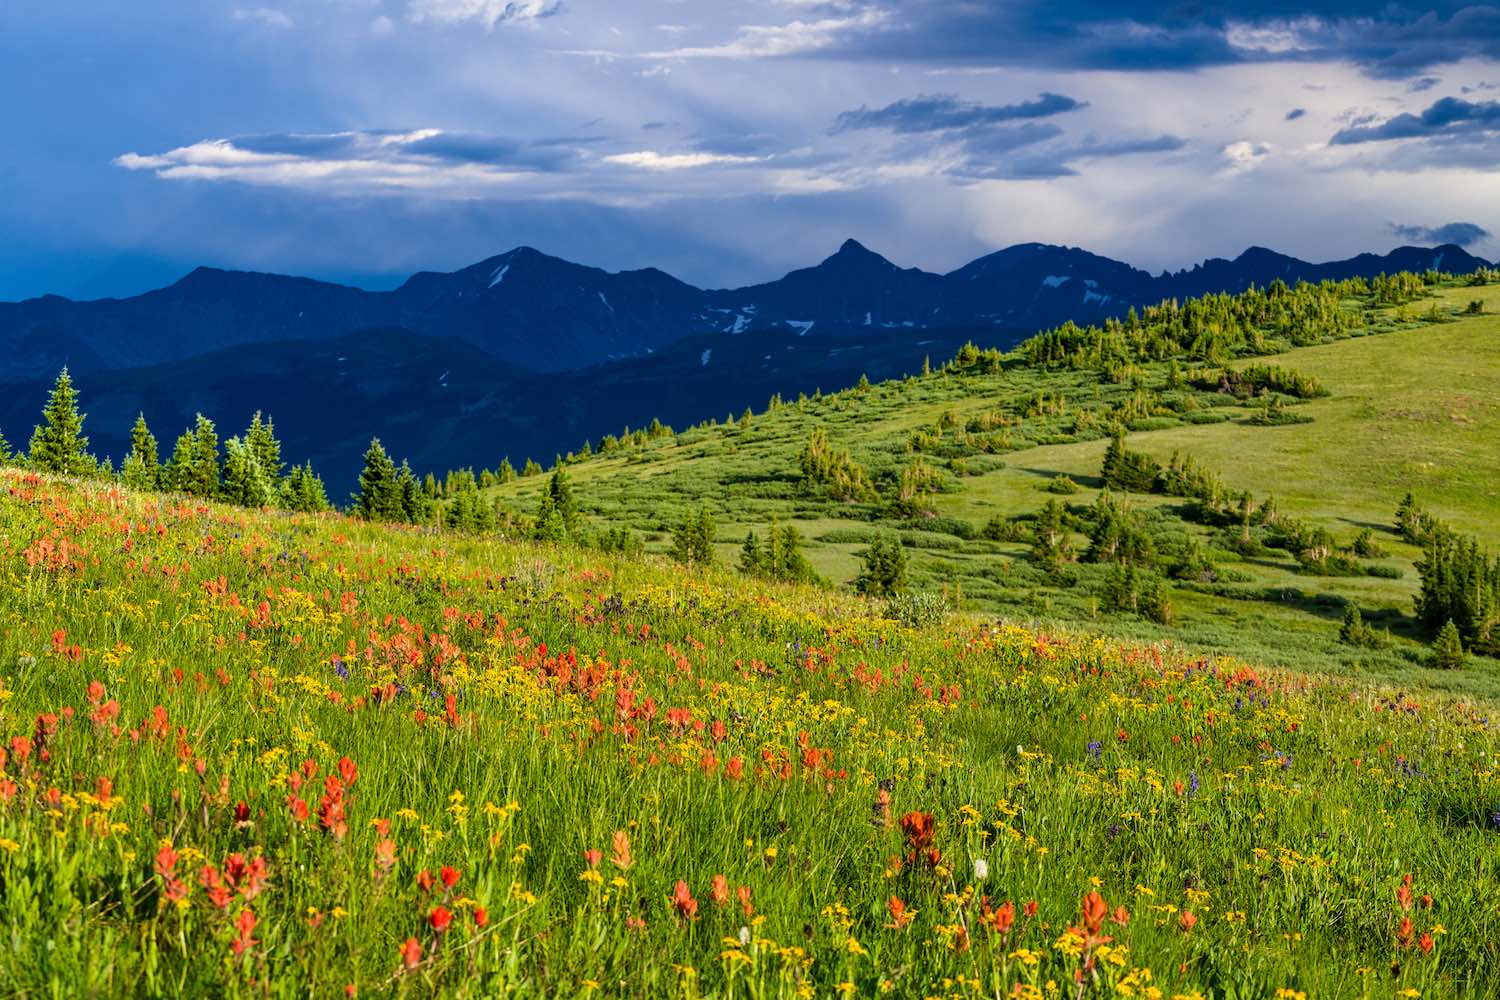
[610,830,633,870]
[672,880,699,920]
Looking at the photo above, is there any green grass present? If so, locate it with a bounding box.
[2,470,1499,997]
[488,282,1500,696]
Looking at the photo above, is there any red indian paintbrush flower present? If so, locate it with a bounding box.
[710,875,730,906]
[610,830,632,870]
[399,937,422,970]
[1081,892,1108,934]
[672,880,698,920]
[429,906,453,934]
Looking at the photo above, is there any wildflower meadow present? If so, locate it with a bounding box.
[0,469,1496,998]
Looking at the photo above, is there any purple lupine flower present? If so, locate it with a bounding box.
[1087,740,1102,761]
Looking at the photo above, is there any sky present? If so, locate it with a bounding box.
[3,1,1500,301]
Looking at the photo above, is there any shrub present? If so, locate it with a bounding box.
[883,591,951,629]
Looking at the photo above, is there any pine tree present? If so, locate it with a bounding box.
[532,491,566,543]
[1395,492,1425,544]
[1339,604,1369,646]
[1430,619,1466,670]
[28,368,92,475]
[397,461,431,523]
[221,436,271,507]
[545,469,580,536]
[498,459,516,484]
[854,534,906,597]
[1030,499,1074,575]
[245,412,284,485]
[122,413,161,490]
[282,463,330,513]
[739,530,764,575]
[670,506,716,566]
[178,414,220,499]
[164,430,196,492]
[353,439,402,521]
[0,427,12,464]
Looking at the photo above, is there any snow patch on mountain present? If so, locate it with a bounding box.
[700,348,712,367]
[488,265,510,288]
[1041,275,1070,288]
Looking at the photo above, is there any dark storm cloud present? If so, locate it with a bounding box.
[1330,96,1500,143]
[1286,108,1307,120]
[771,1,1500,78]
[1389,221,1491,246]
[830,93,1086,135]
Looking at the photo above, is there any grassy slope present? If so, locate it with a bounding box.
[489,283,1500,695]
[1,472,1498,997]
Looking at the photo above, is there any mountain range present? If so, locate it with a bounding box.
[0,239,1488,490]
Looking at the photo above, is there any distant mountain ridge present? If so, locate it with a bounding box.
[0,240,1488,380]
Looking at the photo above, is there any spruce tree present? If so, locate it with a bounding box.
[122,413,161,490]
[545,468,580,536]
[739,530,764,575]
[1339,604,1369,646]
[164,430,195,492]
[1030,499,1075,575]
[282,463,331,513]
[353,439,402,521]
[28,368,92,475]
[245,412,284,485]
[398,461,431,524]
[1430,619,1466,670]
[221,436,271,507]
[854,534,906,597]
[0,427,12,464]
[670,506,716,566]
[180,414,220,498]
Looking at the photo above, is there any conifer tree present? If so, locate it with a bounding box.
[28,368,92,475]
[1030,499,1075,575]
[1339,604,1369,646]
[164,430,196,492]
[398,461,431,524]
[1430,619,1466,669]
[854,534,906,597]
[670,506,716,566]
[120,413,161,490]
[221,436,271,507]
[0,427,12,464]
[282,463,330,513]
[245,412,284,485]
[545,468,580,536]
[739,530,764,575]
[354,439,402,520]
[176,414,221,499]
[498,459,516,484]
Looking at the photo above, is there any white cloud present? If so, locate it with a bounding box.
[602,151,760,170]
[406,0,561,30]
[231,7,294,29]
[370,15,397,37]
[1221,140,1272,174]
[642,9,888,59]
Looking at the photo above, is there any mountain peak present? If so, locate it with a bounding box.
[819,238,894,271]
